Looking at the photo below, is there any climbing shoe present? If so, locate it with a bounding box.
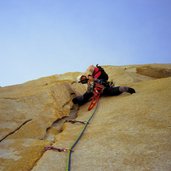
[127,88,136,94]
[72,96,84,106]
[72,97,78,104]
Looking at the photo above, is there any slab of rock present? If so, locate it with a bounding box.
[136,64,171,78]
[0,76,81,170]
[0,64,171,171]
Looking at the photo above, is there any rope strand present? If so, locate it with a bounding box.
[66,102,99,171]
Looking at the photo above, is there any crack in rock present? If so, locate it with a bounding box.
[1,97,19,100]
[30,105,79,170]
[0,119,32,143]
[62,99,71,108]
[43,104,79,142]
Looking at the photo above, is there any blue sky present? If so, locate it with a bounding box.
[0,0,171,86]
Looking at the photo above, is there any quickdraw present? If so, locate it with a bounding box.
[45,146,73,152]
[44,83,102,171]
[66,99,100,171]
[88,83,104,111]
[65,119,88,125]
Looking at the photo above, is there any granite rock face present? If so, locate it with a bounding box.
[0,64,171,171]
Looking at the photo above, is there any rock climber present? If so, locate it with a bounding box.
[87,64,109,82]
[72,65,136,106]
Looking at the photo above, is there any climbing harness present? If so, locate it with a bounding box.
[88,83,104,111]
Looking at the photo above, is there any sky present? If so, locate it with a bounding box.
[0,0,171,86]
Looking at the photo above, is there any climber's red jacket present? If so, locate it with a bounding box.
[92,67,101,79]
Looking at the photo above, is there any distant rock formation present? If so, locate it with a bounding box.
[0,64,171,171]
[136,64,171,78]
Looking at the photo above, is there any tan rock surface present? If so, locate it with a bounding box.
[0,64,171,171]
[0,75,81,171]
[136,64,171,78]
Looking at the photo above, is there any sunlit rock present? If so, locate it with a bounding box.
[0,64,171,171]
